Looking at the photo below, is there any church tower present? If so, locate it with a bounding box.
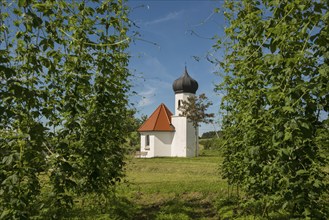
[171,67,199,157]
[172,66,199,116]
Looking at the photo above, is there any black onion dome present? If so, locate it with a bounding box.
[172,67,198,94]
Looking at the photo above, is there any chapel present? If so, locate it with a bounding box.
[138,67,199,158]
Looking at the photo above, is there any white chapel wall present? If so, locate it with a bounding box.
[140,132,155,158]
[186,120,198,157]
[140,132,173,158]
[140,134,146,149]
[171,116,187,157]
[153,132,173,157]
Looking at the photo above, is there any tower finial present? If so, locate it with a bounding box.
[184,62,187,73]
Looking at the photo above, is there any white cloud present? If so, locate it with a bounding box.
[144,55,174,83]
[144,10,184,26]
[132,55,174,108]
[138,86,156,107]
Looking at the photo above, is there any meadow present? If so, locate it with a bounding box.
[65,145,329,220]
[37,147,228,219]
[120,149,225,219]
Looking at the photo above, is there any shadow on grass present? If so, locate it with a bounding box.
[59,193,141,219]
[134,193,217,220]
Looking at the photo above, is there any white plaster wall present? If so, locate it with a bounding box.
[171,116,187,157]
[175,93,195,116]
[153,132,173,157]
[171,117,198,157]
[140,133,154,158]
[140,132,174,158]
[186,120,198,157]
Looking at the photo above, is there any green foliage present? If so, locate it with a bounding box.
[179,93,214,156]
[179,93,214,129]
[0,0,131,218]
[201,130,222,139]
[124,112,146,153]
[215,0,329,218]
[199,138,222,150]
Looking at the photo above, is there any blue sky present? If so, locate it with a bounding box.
[127,0,226,134]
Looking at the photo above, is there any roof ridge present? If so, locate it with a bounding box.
[137,103,175,132]
[155,104,164,130]
[162,103,172,126]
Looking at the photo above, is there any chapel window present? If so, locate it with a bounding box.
[145,135,150,147]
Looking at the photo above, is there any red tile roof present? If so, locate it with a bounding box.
[138,103,175,132]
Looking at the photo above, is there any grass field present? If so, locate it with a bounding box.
[36,148,227,219]
[62,147,329,219]
[117,149,226,219]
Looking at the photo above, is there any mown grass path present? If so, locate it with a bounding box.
[121,150,225,219]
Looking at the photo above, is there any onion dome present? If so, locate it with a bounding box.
[172,67,198,94]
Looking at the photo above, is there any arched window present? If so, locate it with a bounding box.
[178,100,181,108]
[145,135,150,147]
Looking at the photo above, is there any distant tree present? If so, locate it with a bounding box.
[125,113,149,152]
[136,114,148,128]
[179,93,214,156]
[201,131,215,139]
[201,131,222,139]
